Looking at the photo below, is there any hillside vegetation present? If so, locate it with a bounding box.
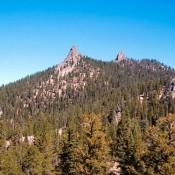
[0,46,175,174]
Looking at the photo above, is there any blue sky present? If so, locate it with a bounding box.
[0,0,175,85]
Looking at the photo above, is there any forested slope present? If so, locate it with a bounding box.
[0,46,175,174]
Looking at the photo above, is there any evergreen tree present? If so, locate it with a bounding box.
[0,121,5,174]
[34,117,56,175]
[1,146,24,175]
[60,128,80,175]
[115,111,146,174]
[79,113,111,175]
[144,113,175,175]
[61,113,111,175]
[22,145,43,175]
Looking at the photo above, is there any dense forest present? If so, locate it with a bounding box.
[0,47,175,174]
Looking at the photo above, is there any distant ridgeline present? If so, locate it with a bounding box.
[0,46,174,122]
[0,46,175,174]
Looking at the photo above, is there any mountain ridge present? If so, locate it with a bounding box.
[0,46,172,88]
[0,46,175,174]
[0,46,174,122]
[0,46,173,121]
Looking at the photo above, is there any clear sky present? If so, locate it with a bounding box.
[0,0,175,86]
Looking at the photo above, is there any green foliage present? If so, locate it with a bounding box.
[0,56,175,174]
[1,147,24,175]
[22,145,43,175]
[143,113,175,175]
[61,113,111,175]
[115,110,146,174]
[60,129,80,175]
[34,118,56,175]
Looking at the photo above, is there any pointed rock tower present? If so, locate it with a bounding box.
[114,51,125,62]
[55,46,81,77]
[65,45,78,63]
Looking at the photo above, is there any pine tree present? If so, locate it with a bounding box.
[61,113,111,175]
[60,113,82,175]
[115,112,135,174]
[34,118,56,175]
[22,145,43,175]
[1,146,24,175]
[60,129,80,175]
[144,113,175,175]
[115,111,146,174]
[0,121,5,174]
[79,113,111,175]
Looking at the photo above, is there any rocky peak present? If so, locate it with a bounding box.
[55,45,81,77]
[65,45,78,62]
[114,51,125,62]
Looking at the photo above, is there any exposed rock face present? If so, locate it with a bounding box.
[27,135,34,145]
[115,111,122,125]
[108,162,121,175]
[170,78,175,91]
[114,105,122,125]
[5,140,11,148]
[170,78,175,98]
[0,107,3,116]
[108,105,123,126]
[65,45,78,62]
[58,126,66,137]
[5,135,35,148]
[114,51,125,62]
[55,45,81,77]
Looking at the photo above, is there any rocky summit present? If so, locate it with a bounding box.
[114,51,125,62]
[55,45,81,77]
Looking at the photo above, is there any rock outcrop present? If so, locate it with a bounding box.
[5,135,35,148]
[65,45,78,62]
[0,107,3,117]
[108,162,121,175]
[55,45,81,77]
[170,78,175,98]
[114,51,125,62]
